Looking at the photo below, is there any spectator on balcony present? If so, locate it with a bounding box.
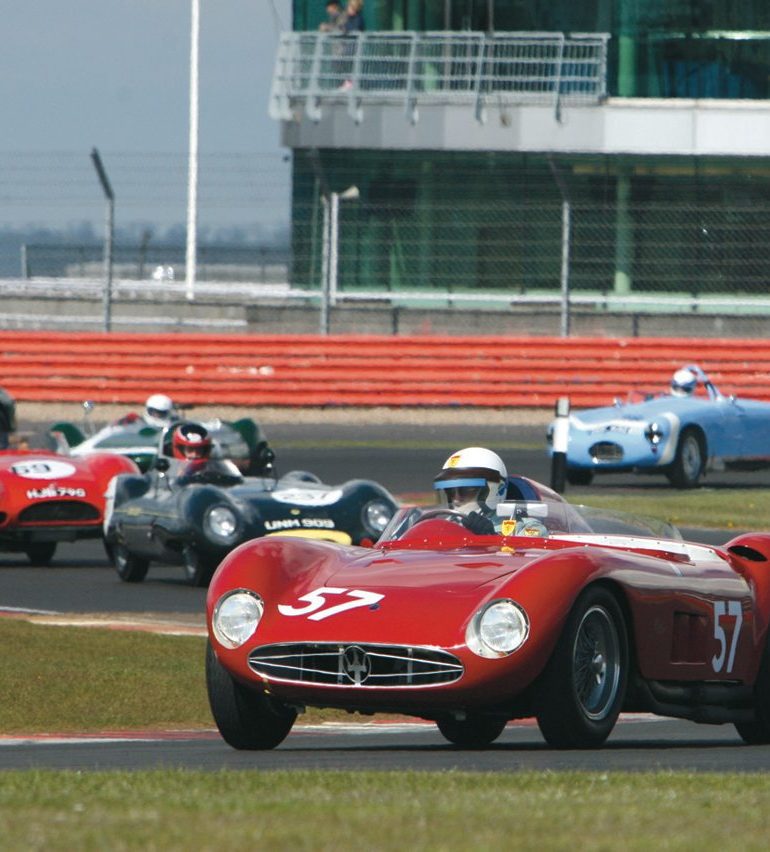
[340,0,364,33]
[333,0,364,90]
[319,1,343,33]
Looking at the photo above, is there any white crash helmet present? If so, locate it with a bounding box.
[144,393,176,428]
[670,367,697,397]
[433,447,508,516]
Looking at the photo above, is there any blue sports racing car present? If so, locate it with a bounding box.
[548,364,770,488]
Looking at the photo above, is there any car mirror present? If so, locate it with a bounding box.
[154,457,170,473]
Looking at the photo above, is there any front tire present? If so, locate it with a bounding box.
[536,586,628,749]
[25,542,57,566]
[206,641,296,750]
[182,545,215,587]
[436,714,507,748]
[566,468,594,487]
[735,636,770,744]
[666,428,704,489]
[112,543,149,583]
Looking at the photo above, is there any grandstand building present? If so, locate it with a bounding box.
[271,2,770,324]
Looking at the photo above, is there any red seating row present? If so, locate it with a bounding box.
[2,331,767,408]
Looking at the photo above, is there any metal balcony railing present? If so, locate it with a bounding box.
[269,31,610,124]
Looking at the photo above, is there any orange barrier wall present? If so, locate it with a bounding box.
[2,330,769,408]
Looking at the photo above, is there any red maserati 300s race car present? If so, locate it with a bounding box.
[0,448,138,564]
[206,475,770,750]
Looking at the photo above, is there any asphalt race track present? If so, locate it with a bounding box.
[2,717,769,773]
[3,419,770,771]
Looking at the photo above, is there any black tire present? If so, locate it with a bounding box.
[536,586,628,749]
[666,428,704,489]
[25,542,57,566]
[436,714,507,748]
[112,543,149,583]
[735,637,770,744]
[566,468,594,487]
[182,545,215,587]
[205,641,296,750]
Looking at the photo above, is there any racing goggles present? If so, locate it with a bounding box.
[183,447,208,459]
[434,477,488,507]
[147,406,172,421]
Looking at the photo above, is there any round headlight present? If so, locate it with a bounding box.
[212,590,263,648]
[205,505,239,543]
[644,421,664,444]
[362,500,395,535]
[466,599,529,659]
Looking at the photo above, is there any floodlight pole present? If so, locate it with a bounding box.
[548,156,572,337]
[185,0,200,301]
[90,147,115,332]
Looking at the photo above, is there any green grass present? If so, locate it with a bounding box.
[0,619,348,734]
[569,488,770,532]
[2,770,770,850]
[0,619,212,733]
[407,486,770,531]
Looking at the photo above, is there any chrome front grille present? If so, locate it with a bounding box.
[248,642,463,688]
[589,441,624,462]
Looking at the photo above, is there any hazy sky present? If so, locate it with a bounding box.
[0,1,293,233]
[2,0,291,153]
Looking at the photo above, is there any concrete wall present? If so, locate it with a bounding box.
[3,286,770,338]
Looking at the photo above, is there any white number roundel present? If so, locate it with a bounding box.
[11,459,77,480]
[271,487,343,507]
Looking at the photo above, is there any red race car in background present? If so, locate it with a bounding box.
[206,475,770,751]
[0,448,138,565]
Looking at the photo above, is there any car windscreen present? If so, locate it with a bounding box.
[175,459,244,487]
[377,500,681,542]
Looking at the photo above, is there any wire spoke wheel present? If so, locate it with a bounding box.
[680,436,702,482]
[667,429,704,488]
[536,587,628,748]
[573,606,621,720]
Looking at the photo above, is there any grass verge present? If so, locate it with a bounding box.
[0,618,212,733]
[0,619,349,734]
[2,770,770,849]
[570,488,770,532]
[409,486,770,532]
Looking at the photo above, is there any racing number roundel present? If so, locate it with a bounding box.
[11,459,77,480]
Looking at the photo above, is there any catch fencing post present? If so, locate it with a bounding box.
[90,148,114,332]
[550,396,570,493]
[320,194,331,334]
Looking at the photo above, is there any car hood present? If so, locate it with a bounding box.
[253,542,554,648]
[570,396,705,428]
[0,451,123,483]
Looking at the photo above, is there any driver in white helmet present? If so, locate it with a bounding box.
[143,393,177,428]
[670,367,698,397]
[432,447,508,535]
[433,447,548,537]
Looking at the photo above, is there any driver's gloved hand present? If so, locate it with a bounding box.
[463,511,495,535]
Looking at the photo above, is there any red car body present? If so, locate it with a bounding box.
[0,448,138,564]
[205,476,770,750]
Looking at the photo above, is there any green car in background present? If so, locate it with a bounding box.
[48,404,275,477]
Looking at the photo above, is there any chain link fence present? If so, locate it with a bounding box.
[4,151,770,335]
[19,243,290,285]
[287,151,770,314]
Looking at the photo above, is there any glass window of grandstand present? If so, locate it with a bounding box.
[294,1,770,98]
